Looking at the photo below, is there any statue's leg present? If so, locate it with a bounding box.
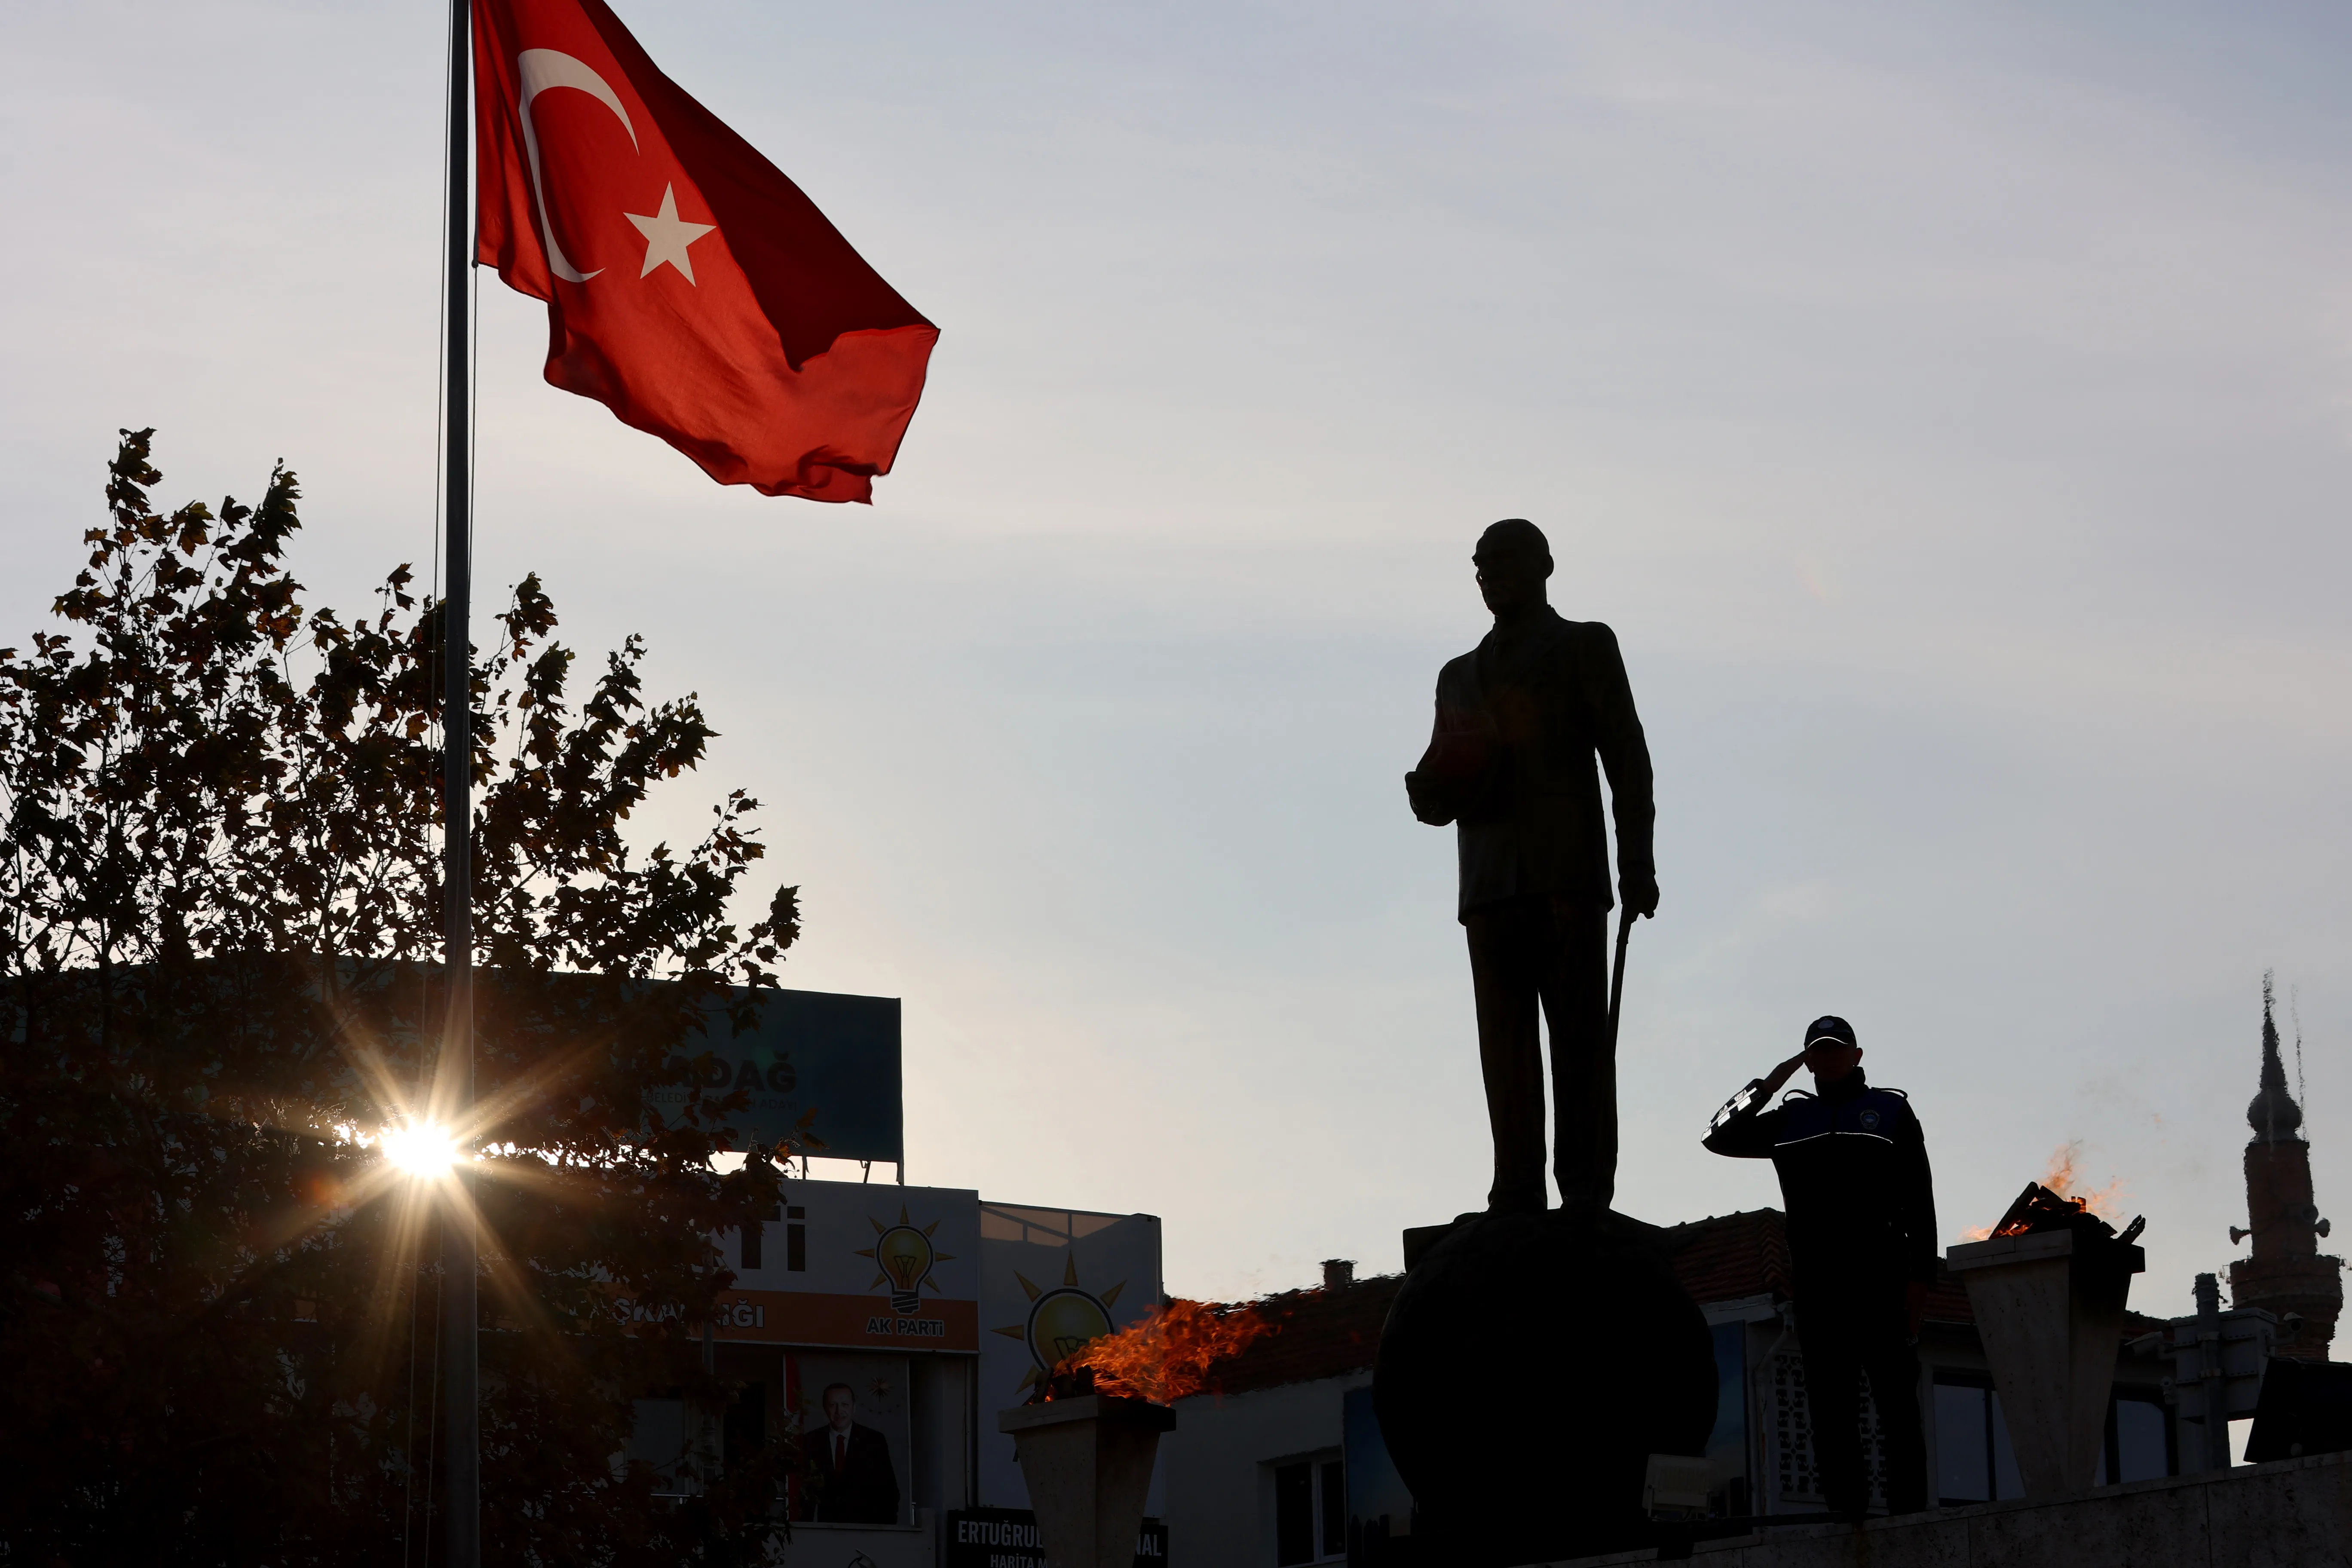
[1537,899,1613,1214]
[1465,900,1547,1212]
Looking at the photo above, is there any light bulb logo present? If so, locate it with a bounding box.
[1029,1286,1113,1366]
[876,1225,934,1314]
[858,1206,949,1316]
[989,1253,1130,1390]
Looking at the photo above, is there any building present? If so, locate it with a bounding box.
[1161,1259,1387,1567]
[633,1183,1167,1568]
[600,986,1176,1568]
[2229,978,2343,1360]
[1160,1213,2179,1567]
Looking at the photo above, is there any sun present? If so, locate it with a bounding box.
[379,1121,460,1177]
[991,1253,1128,1392]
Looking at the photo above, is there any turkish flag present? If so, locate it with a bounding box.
[474,0,937,502]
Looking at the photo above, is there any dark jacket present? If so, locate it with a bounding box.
[1412,608,1655,919]
[1703,1068,1939,1286]
[809,1422,899,1524]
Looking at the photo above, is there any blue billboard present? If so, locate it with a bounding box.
[648,988,903,1164]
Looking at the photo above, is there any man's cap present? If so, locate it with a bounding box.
[1804,1015,1858,1050]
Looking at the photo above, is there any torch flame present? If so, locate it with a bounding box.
[1957,1142,2126,1241]
[1962,1141,2132,1241]
[1056,1298,1277,1405]
[2038,1140,2126,1221]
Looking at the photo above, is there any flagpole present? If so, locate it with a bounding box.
[439,0,479,1564]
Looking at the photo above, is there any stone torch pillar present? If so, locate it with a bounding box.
[1948,1226,2143,1497]
[1000,1395,1174,1568]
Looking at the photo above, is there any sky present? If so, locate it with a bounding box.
[4,1,2350,1310]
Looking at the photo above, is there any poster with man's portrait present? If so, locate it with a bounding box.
[786,1351,911,1527]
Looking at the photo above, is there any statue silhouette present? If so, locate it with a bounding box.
[1406,518,1656,1216]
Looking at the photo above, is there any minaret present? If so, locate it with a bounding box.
[2228,974,2343,1360]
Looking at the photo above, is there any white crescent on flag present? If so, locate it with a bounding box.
[516,47,638,283]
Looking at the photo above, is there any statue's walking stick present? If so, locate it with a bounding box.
[1606,904,1635,1051]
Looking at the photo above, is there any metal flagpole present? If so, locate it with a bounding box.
[439,0,479,1563]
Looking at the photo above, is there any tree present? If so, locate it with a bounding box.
[0,429,802,1562]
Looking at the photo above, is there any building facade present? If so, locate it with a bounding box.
[1161,1212,2180,1567]
[633,1184,1165,1568]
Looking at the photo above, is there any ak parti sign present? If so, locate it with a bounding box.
[615,1181,980,1352]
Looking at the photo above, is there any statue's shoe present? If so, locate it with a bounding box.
[1481,1189,1545,1216]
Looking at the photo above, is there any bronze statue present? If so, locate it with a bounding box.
[1406,518,1656,1216]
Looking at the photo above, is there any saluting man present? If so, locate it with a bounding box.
[1703,1016,1937,1518]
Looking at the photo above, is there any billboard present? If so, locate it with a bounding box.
[628,1179,982,1352]
[786,1350,913,1526]
[976,1202,1163,1509]
[647,988,903,1164]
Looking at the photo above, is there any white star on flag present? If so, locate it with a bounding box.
[624,184,717,283]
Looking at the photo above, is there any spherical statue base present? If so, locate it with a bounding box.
[1373,1207,1718,1566]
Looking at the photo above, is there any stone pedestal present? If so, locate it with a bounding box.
[998,1395,1175,1568]
[1946,1229,2143,1497]
[1375,1209,1717,1565]
[1520,1449,2352,1568]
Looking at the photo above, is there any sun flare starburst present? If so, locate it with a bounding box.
[379,1121,461,1178]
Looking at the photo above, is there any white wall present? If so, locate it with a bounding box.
[1163,1372,1368,1568]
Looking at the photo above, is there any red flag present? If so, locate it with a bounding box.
[474,0,937,502]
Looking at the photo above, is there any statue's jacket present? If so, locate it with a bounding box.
[1416,607,1655,920]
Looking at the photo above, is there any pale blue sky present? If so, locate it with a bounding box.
[4,2,2349,1308]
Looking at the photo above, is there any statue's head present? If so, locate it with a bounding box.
[1474,518,1551,616]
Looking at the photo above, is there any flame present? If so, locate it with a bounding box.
[1960,1142,2130,1242]
[1060,1298,1277,1405]
[2039,1140,2127,1221]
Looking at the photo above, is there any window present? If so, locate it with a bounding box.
[1276,1463,1312,1564]
[630,1396,698,1497]
[741,1223,763,1271]
[1706,1320,1750,1517]
[2098,1396,2170,1485]
[1341,1385,1415,1565]
[1935,1384,1991,1503]
[1320,1458,1345,1558]
[1933,1378,2023,1504]
[1938,1377,2168,1504]
[1274,1454,1345,1565]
